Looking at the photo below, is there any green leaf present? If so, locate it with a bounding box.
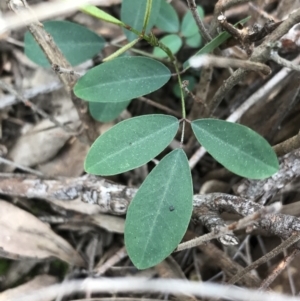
[173,75,196,98]
[85,114,179,175]
[183,16,251,70]
[155,1,180,33]
[81,5,125,26]
[24,21,105,67]
[191,119,279,179]
[186,32,202,48]
[153,34,182,58]
[74,56,171,103]
[121,0,162,41]
[125,148,193,269]
[89,100,131,122]
[181,6,204,38]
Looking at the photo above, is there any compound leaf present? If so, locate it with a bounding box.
[191,119,279,179]
[153,34,182,58]
[74,56,171,102]
[24,21,105,67]
[89,100,131,122]
[85,114,179,175]
[125,148,193,269]
[181,6,204,38]
[121,0,162,41]
[155,1,180,33]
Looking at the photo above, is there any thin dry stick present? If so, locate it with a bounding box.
[175,202,281,252]
[260,248,300,290]
[94,246,127,276]
[199,242,260,288]
[227,232,300,285]
[0,81,62,109]
[248,2,280,22]
[0,157,43,176]
[185,0,212,42]
[273,131,300,157]
[209,0,252,37]
[139,97,181,117]
[189,54,271,75]
[0,80,77,135]
[267,75,300,142]
[271,51,300,72]
[8,0,98,144]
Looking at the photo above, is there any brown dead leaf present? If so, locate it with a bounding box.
[0,200,85,266]
[0,275,58,301]
[58,214,125,234]
[37,139,89,177]
[89,214,124,233]
[6,110,79,171]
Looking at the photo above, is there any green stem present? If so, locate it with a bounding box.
[143,0,153,32]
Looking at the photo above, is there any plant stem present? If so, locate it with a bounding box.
[143,0,153,33]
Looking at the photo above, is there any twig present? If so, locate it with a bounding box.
[0,80,77,135]
[209,0,252,37]
[267,74,300,142]
[199,242,261,287]
[217,14,252,55]
[175,202,281,252]
[260,248,300,290]
[8,277,300,301]
[248,3,280,23]
[189,54,271,75]
[94,246,127,276]
[271,51,300,72]
[0,81,62,109]
[0,157,43,176]
[1,169,300,241]
[139,97,181,117]
[185,0,212,43]
[273,131,300,157]
[227,232,300,285]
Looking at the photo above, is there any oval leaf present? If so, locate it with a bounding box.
[74,56,171,102]
[24,21,105,67]
[89,100,131,122]
[155,1,180,33]
[81,5,125,26]
[181,6,204,38]
[153,34,182,58]
[0,200,84,266]
[186,32,202,48]
[85,114,179,175]
[121,0,162,42]
[125,148,193,269]
[191,119,279,179]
